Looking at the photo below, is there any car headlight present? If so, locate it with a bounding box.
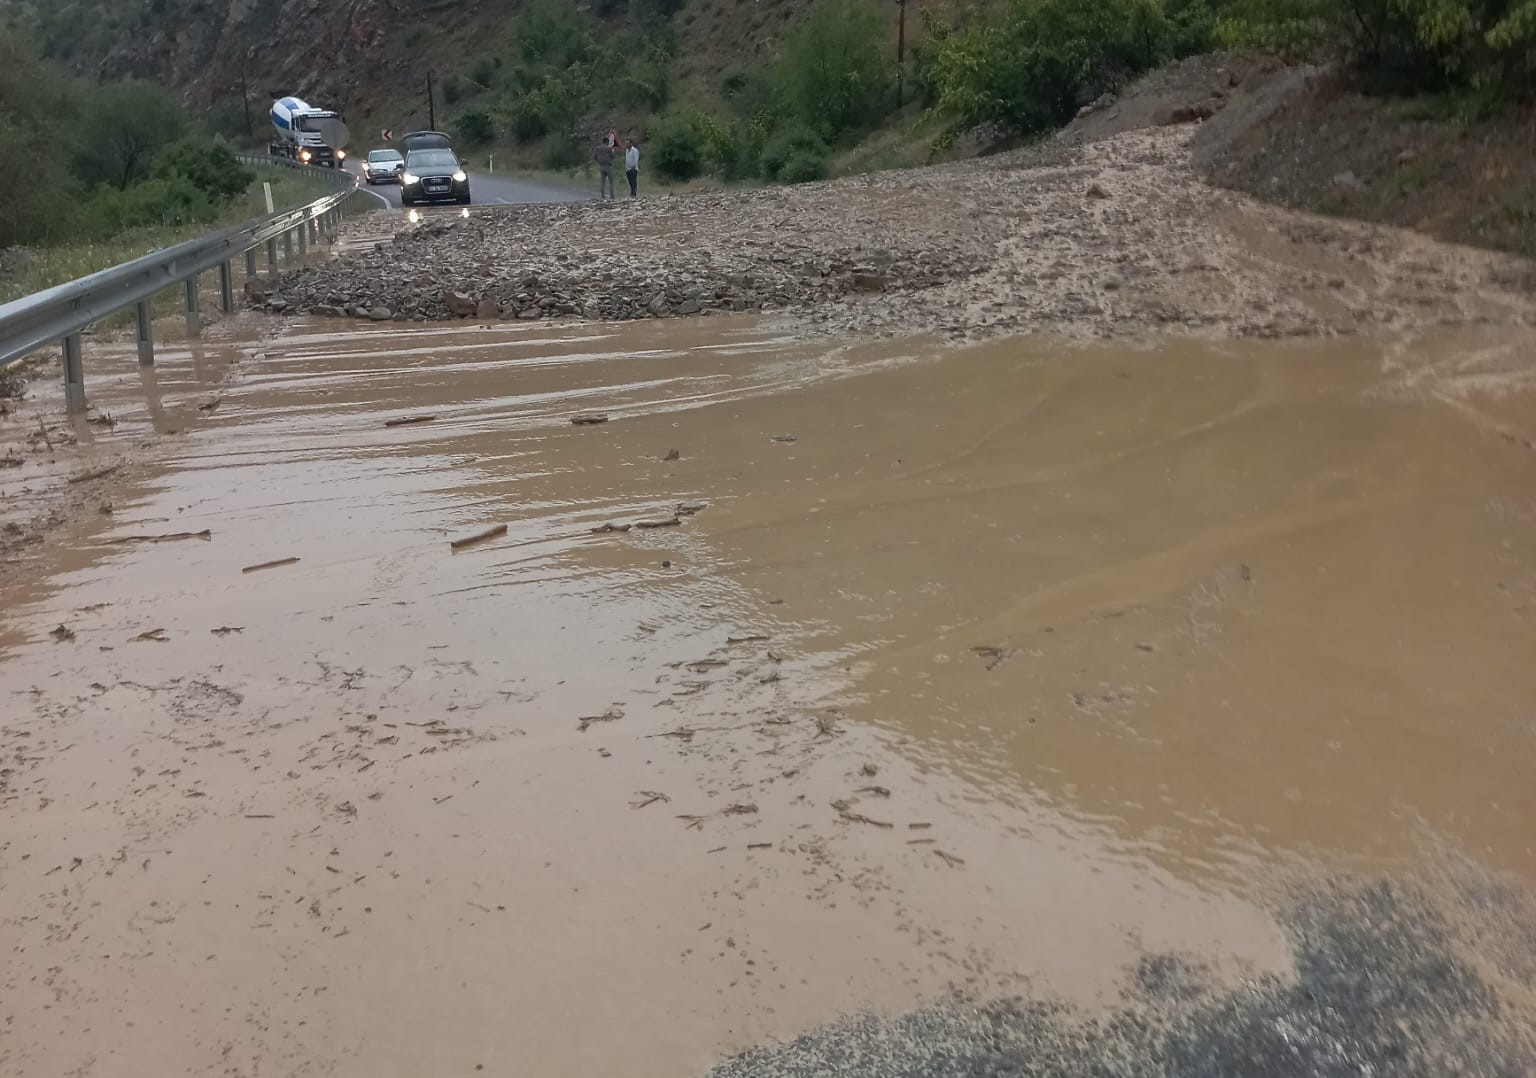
[452,170,467,182]
[299,150,312,162]
[401,172,418,184]
[336,149,346,160]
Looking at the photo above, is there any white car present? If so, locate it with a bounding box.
[363,149,404,184]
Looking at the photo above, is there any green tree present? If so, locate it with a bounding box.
[0,28,81,245]
[929,0,1165,135]
[773,0,892,139]
[1218,0,1536,94]
[75,81,186,190]
[649,112,709,180]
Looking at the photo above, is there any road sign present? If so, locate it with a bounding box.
[382,128,393,141]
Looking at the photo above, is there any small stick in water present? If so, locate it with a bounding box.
[384,415,437,428]
[243,557,301,574]
[449,524,507,551]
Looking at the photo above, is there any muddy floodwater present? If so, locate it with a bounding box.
[2,315,1535,1076]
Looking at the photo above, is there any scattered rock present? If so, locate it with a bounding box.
[367,306,393,320]
[475,298,499,320]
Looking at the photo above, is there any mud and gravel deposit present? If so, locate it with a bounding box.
[7,67,1536,1078]
[265,123,1535,345]
[708,876,1536,1077]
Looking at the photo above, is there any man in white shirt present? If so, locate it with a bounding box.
[624,139,640,199]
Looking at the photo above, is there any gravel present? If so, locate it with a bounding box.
[705,877,1536,1078]
[260,125,1536,345]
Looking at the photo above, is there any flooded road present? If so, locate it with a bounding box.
[2,315,1534,1076]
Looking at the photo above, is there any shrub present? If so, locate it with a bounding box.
[649,112,709,180]
[83,174,216,235]
[512,0,595,70]
[773,0,892,139]
[500,97,551,142]
[454,108,495,145]
[759,124,829,181]
[153,135,253,204]
[469,56,499,88]
[632,0,686,18]
[777,147,829,183]
[928,0,1166,136]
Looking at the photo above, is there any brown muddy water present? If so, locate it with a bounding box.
[2,314,1534,1077]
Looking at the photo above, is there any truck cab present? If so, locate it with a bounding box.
[293,110,345,167]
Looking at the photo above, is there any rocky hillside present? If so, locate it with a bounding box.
[9,0,830,129]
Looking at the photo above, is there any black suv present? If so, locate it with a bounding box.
[400,148,470,205]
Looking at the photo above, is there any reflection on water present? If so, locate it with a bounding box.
[1,314,1532,1077]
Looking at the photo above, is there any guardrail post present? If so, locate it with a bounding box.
[245,247,257,278]
[297,220,309,257]
[267,238,278,275]
[185,274,201,336]
[62,333,85,414]
[219,261,234,313]
[283,229,294,260]
[136,302,154,367]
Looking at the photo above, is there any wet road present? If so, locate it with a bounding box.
[346,158,585,209]
[2,315,1534,1076]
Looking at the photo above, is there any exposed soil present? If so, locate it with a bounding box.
[1064,51,1536,263]
[1196,70,1536,261]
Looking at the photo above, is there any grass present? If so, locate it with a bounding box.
[0,168,338,306]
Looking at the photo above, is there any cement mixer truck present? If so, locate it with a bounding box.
[269,97,350,168]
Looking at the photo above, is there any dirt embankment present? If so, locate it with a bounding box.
[266,113,1536,344]
[1066,53,1536,263]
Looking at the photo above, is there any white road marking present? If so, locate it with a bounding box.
[359,187,394,209]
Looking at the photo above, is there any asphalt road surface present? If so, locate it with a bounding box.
[344,159,585,209]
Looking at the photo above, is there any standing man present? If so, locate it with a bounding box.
[624,138,639,200]
[595,137,615,201]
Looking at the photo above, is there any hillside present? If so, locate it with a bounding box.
[4,0,1534,264]
[6,0,857,135]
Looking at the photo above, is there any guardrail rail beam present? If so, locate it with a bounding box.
[2,154,357,412]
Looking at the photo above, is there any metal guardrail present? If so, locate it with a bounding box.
[0,155,359,413]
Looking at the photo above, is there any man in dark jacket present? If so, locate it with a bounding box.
[595,139,615,200]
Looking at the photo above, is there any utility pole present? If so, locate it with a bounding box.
[426,71,437,131]
[895,0,907,109]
